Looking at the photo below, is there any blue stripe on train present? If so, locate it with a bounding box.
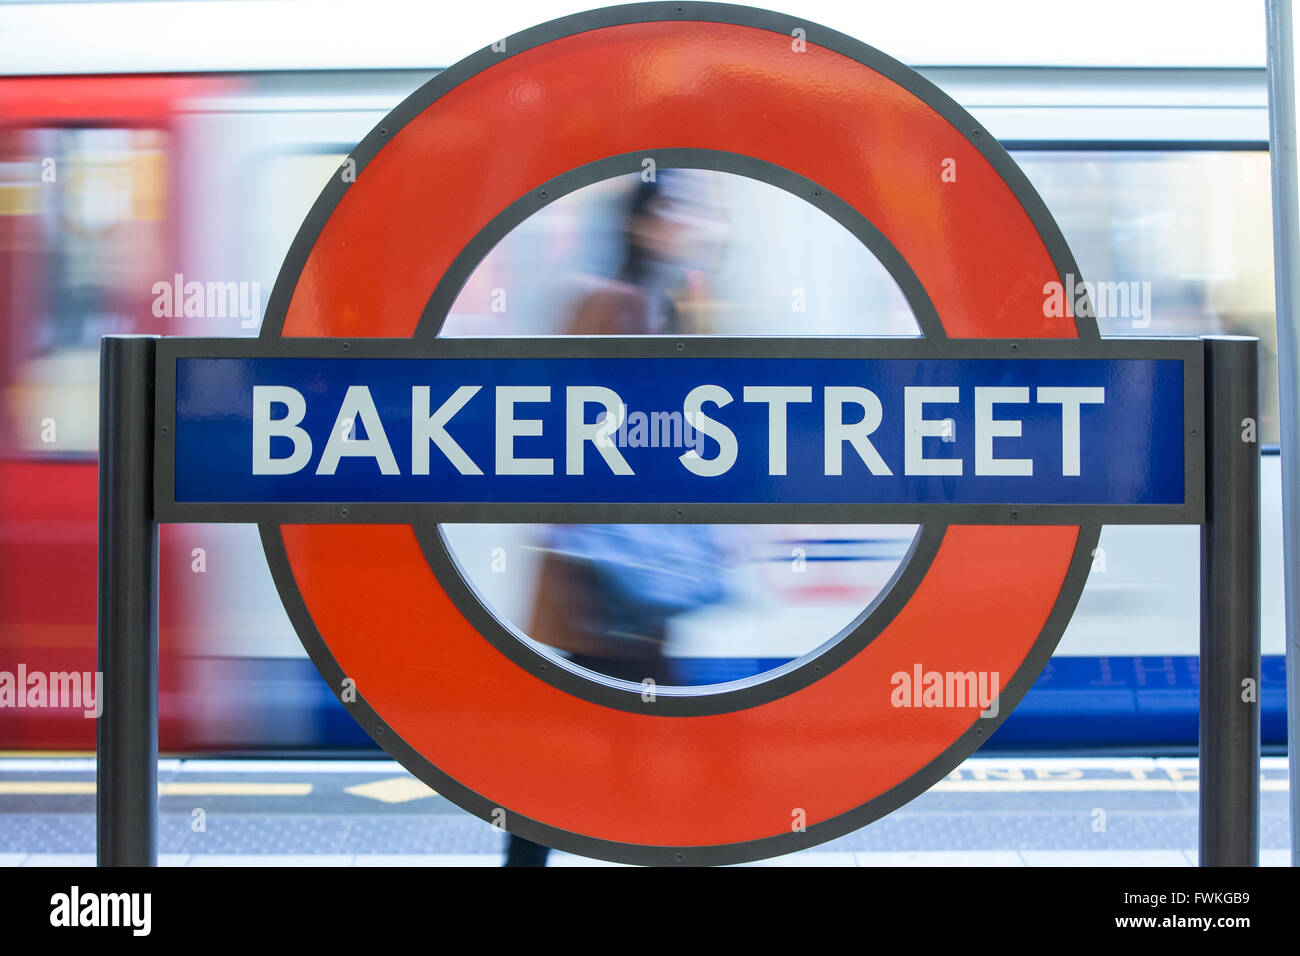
[218,654,1287,750]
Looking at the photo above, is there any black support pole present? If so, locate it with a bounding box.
[96,335,158,867]
[1199,335,1261,867]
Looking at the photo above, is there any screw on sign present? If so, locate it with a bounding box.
[98,2,1260,867]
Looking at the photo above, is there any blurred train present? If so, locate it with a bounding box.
[0,1,1288,753]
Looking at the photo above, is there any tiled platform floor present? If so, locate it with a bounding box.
[0,756,1290,866]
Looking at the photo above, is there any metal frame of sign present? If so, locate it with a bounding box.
[94,1,1261,868]
[153,334,1206,527]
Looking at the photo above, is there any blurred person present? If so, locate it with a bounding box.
[566,170,727,335]
[503,171,730,867]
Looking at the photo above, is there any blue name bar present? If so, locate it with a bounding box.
[168,354,1188,510]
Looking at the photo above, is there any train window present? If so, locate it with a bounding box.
[0,126,169,455]
[440,169,921,690]
[247,149,349,315]
[1012,149,1278,442]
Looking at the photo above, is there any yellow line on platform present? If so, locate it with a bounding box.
[0,781,95,794]
[159,783,312,796]
[933,778,1288,792]
[0,781,312,796]
[0,751,94,758]
[344,776,437,803]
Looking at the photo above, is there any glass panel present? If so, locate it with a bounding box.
[1014,150,1277,441]
[440,168,919,336]
[439,168,920,689]
[443,522,916,687]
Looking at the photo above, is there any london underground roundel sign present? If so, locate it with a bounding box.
[155,2,1202,864]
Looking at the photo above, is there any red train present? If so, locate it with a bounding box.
[0,64,1287,753]
[0,76,231,748]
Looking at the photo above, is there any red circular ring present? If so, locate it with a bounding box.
[265,9,1091,859]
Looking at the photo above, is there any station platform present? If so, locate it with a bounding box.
[0,755,1290,867]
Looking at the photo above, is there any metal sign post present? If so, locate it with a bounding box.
[1264,0,1300,868]
[96,336,158,867]
[1201,336,1261,867]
